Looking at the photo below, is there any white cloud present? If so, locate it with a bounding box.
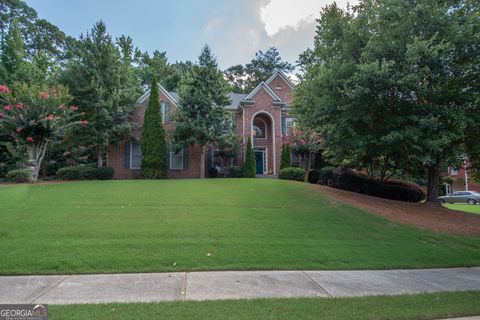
[260,0,357,36]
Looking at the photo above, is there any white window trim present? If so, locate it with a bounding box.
[130,142,141,170]
[161,101,170,124]
[169,148,184,170]
[285,117,295,135]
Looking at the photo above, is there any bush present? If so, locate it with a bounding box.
[318,166,335,185]
[90,167,114,180]
[208,167,218,178]
[229,165,243,178]
[328,168,425,202]
[242,137,256,178]
[308,169,320,184]
[279,167,305,181]
[5,168,32,183]
[56,165,94,180]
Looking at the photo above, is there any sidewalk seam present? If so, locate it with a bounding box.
[302,271,332,297]
[397,270,446,290]
[29,276,68,304]
[182,272,188,301]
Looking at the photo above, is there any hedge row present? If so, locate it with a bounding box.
[279,167,305,181]
[5,168,32,183]
[56,166,114,180]
[328,168,425,202]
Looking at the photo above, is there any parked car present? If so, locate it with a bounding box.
[439,191,480,205]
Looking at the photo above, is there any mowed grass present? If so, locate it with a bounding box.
[444,203,480,215]
[50,291,480,320]
[0,179,479,275]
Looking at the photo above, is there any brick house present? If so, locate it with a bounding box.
[107,70,297,179]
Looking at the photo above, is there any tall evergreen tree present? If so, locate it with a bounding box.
[280,144,292,170]
[141,77,166,178]
[61,21,141,167]
[242,137,256,178]
[173,45,231,178]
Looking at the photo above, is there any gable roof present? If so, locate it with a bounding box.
[243,81,283,102]
[136,83,179,106]
[225,92,248,109]
[265,70,295,90]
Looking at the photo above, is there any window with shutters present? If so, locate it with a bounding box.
[169,148,183,170]
[285,117,295,134]
[130,141,142,169]
[161,101,171,123]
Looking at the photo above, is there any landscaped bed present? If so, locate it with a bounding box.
[0,179,479,275]
[49,291,480,320]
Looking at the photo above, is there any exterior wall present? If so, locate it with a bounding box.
[108,72,295,179]
[108,89,203,179]
[448,164,480,192]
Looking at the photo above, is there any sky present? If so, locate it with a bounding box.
[25,0,356,69]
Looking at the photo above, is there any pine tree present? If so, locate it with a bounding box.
[174,45,231,178]
[280,144,292,170]
[242,137,256,178]
[140,77,167,178]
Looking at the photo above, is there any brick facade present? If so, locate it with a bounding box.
[108,71,295,179]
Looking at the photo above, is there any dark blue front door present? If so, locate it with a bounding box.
[255,151,264,174]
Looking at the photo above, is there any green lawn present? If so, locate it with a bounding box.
[49,291,480,320]
[444,203,480,215]
[0,179,479,275]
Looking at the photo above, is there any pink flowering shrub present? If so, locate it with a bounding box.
[0,83,89,181]
[286,128,323,181]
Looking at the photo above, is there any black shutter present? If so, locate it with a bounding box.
[207,147,213,170]
[183,145,188,170]
[124,141,131,168]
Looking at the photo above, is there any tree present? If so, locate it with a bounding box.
[287,129,323,181]
[61,21,141,167]
[216,126,239,177]
[242,137,255,178]
[224,64,246,93]
[280,144,292,170]
[173,45,231,178]
[0,83,83,181]
[294,0,480,203]
[244,47,294,91]
[141,77,167,178]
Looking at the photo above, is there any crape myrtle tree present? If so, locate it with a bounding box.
[287,128,323,182]
[61,21,141,167]
[173,45,231,178]
[141,77,167,179]
[0,83,85,181]
[294,0,480,204]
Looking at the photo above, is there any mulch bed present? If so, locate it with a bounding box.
[314,185,480,235]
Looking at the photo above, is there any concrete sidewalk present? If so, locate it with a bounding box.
[0,267,479,305]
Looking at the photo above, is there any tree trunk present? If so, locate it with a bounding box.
[304,153,311,182]
[426,163,441,205]
[97,146,103,167]
[200,145,206,178]
[26,140,48,182]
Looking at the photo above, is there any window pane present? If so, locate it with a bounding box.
[131,141,142,169]
[163,102,171,123]
[170,149,183,170]
[253,119,266,138]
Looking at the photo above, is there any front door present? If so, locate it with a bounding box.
[254,150,264,174]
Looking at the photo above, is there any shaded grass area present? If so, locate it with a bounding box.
[0,179,479,275]
[50,291,480,320]
[445,203,480,215]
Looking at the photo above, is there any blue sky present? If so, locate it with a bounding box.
[25,0,355,69]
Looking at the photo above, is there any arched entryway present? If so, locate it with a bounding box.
[251,112,276,175]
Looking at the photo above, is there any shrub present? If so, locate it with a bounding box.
[308,169,320,184]
[318,166,335,185]
[208,167,218,178]
[280,144,292,170]
[242,137,256,178]
[56,165,94,180]
[229,165,243,178]
[90,167,114,180]
[5,168,32,183]
[328,168,425,202]
[279,167,305,181]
